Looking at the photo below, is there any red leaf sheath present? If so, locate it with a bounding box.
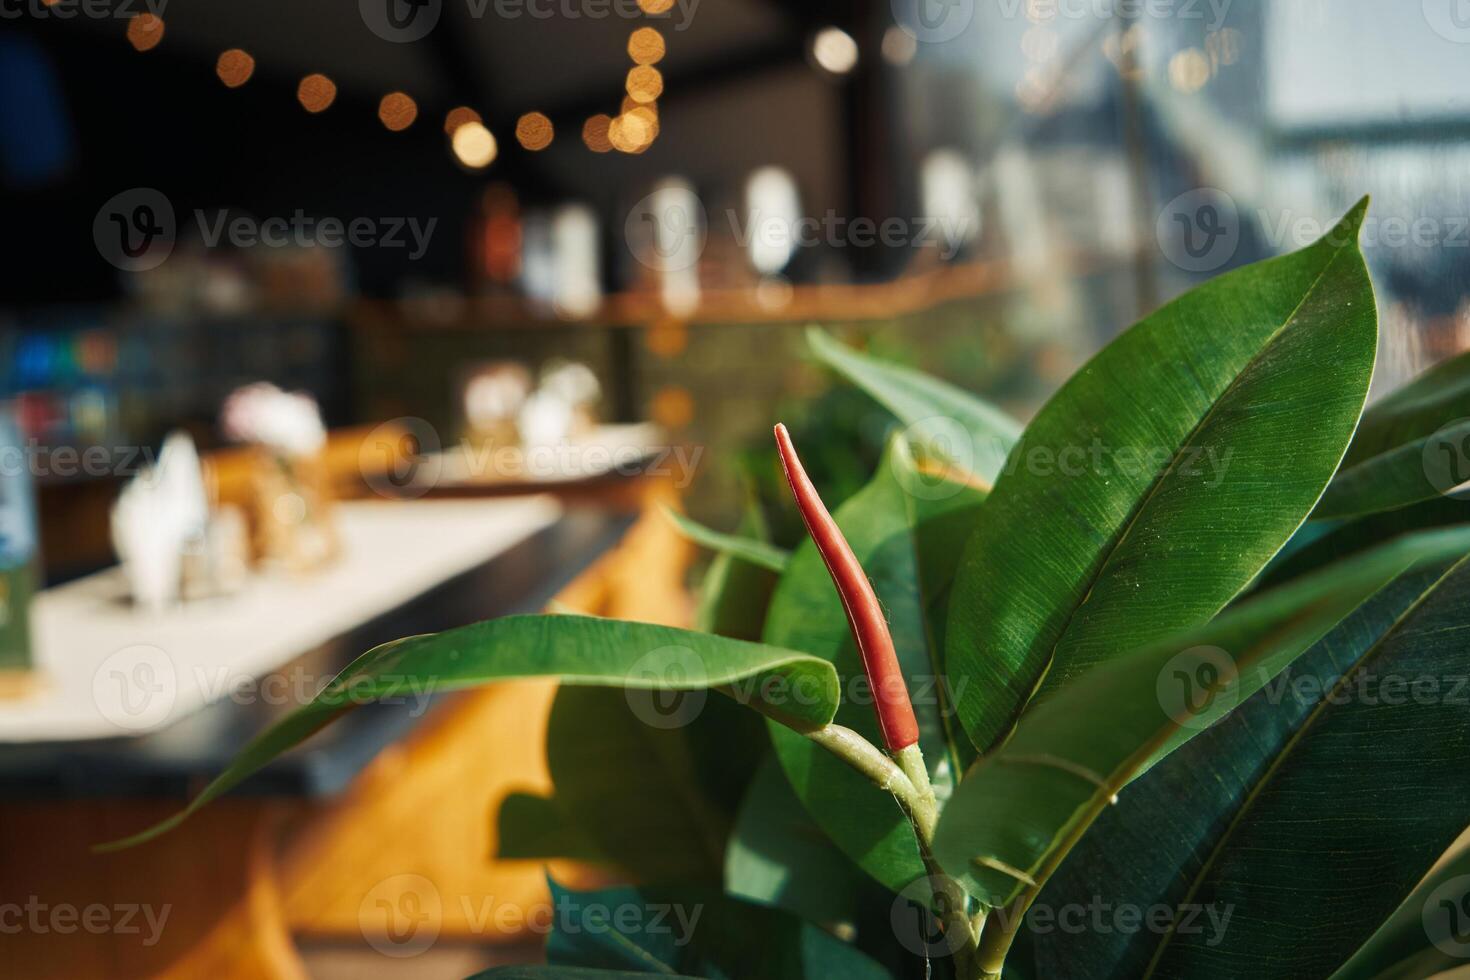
[774,423,920,752]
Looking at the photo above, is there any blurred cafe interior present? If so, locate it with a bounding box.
[2,0,1469,976]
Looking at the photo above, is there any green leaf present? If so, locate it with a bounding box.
[807,327,1021,488]
[695,501,782,642]
[1261,495,1470,588]
[99,615,840,850]
[472,969,705,980]
[1313,417,1470,519]
[545,880,889,979]
[546,687,730,883]
[725,755,867,926]
[1029,557,1470,979]
[663,504,791,573]
[931,525,1470,910]
[945,200,1378,754]
[495,791,608,862]
[765,436,987,892]
[1343,347,1470,467]
[1332,841,1470,980]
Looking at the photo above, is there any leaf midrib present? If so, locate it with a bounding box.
[1137,558,1463,979]
[1000,239,1357,750]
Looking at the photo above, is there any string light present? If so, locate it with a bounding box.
[628,27,665,65]
[215,49,254,88]
[379,92,418,131]
[637,0,673,12]
[452,121,498,168]
[625,65,663,103]
[812,27,858,75]
[582,114,613,153]
[516,112,554,151]
[297,74,337,113]
[444,106,482,135]
[126,14,164,52]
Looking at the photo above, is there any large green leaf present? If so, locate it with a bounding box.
[1332,841,1470,980]
[1313,348,1470,519]
[1029,558,1470,979]
[100,615,840,849]
[545,880,889,979]
[1261,495,1470,588]
[724,755,867,926]
[945,200,1378,754]
[766,436,987,892]
[931,526,1470,910]
[807,327,1021,489]
[1342,347,1470,467]
[545,686,731,883]
[495,791,607,863]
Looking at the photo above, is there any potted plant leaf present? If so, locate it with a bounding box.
[108,199,1470,980]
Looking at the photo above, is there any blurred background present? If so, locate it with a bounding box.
[3,2,1470,975]
[5,0,1470,577]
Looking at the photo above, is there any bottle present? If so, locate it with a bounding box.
[0,404,37,673]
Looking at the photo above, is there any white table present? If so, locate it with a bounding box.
[0,496,561,743]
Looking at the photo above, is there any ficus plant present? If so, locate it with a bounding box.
[109,197,1470,979]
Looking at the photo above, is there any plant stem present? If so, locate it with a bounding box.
[805,724,918,800]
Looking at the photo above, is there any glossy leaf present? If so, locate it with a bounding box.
[1313,417,1470,519]
[1331,841,1470,980]
[946,200,1378,754]
[100,615,840,850]
[545,880,889,979]
[695,501,783,643]
[932,526,1470,909]
[1030,558,1470,978]
[663,504,791,573]
[495,791,607,863]
[725,755,867,926]
[766,436,986,892]
[1261,494,1470,588]
[546,687,730,882]
[1342,347,1470,467]
[808,327,1021,488]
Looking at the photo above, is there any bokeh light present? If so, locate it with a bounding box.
[444,106,483,135]
[452,122,498,168]
[625,65,664,104]
[297,74,337,113]
[628,28,666,65]
[582,114,613,153]
[126,14,165,52]
[812,27,858,75]
[379,92,419,131]
[515,112,554,151]
[215,49,254,88]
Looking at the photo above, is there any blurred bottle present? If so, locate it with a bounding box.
[0,405,37,672]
